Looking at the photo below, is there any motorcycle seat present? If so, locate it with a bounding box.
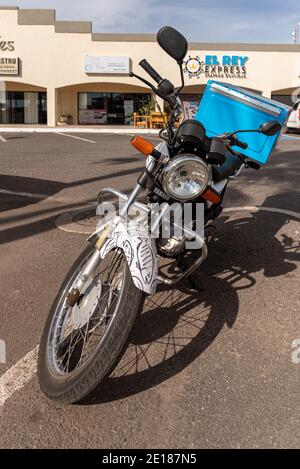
[212,152,244,183]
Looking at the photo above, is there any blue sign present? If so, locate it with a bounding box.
[204,55,249,66]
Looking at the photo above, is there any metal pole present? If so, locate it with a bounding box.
[293,22,300,43]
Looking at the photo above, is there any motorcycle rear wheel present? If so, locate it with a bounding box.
[38,244,145,404]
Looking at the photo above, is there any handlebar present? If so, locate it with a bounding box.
[139,59,177,108]
[224,136,260,170]
[233,137,248,150]
[208,134,249,166]
[228,134,248,150]
[139,59,163,85]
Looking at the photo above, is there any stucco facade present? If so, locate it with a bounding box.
[1,6,300,126]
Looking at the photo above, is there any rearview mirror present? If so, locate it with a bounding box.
[259,120,282,136]
[157,26,188,64]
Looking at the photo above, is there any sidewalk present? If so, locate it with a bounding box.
[0,125,160,134]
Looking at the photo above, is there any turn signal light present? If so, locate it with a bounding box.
[131,136,154,156]
[201,186,221,204]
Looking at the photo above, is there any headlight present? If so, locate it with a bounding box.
[162,155,209,201]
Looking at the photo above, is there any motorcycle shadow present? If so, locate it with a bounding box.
[82,201,300,405]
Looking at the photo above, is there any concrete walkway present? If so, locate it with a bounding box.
[0,126,160,134]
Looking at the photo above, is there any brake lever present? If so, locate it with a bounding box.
[227,146,247,164]
[129,71,177,108]
[228,147,260,170]
[129,71,164,99]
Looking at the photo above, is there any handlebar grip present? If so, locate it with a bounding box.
[139,59,163,84]
[234,138,248,150]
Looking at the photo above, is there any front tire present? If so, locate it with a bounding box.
[38,244,145,404]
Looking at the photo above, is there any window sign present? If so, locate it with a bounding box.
[124,99,134,125]
[79,109,108,125]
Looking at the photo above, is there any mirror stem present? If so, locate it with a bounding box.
[176,64,185,94]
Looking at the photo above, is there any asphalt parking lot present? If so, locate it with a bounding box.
[0,131,299,449]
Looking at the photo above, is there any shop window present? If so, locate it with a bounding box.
[0,91,47,125]
[179,94,202,119]
[78,92,151,125]
[271,95,293,106]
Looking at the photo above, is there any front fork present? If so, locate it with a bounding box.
[66,163,154,307]
[66,153,208,305]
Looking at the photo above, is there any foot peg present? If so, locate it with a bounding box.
[246,160,261,170]
[158,242,208,286]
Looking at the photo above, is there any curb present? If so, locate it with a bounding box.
[0,127,160,135]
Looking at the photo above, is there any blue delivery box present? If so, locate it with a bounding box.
[195,80,291,164]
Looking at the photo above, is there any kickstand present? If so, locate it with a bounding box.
[177,255,204,292]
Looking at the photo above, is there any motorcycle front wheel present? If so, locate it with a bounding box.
[38,244,145,404]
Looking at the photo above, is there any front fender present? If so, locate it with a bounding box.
[99,220,158,294]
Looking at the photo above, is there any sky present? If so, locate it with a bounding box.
[1,0,300,43]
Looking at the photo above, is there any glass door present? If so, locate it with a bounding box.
[11,92,25,124]
[24,92,38,124]
[38,92,47,124]
[0,91,9,124]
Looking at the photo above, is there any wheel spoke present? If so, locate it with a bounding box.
[51,249,125,375]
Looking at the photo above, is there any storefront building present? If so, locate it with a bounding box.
[1,6,300,127]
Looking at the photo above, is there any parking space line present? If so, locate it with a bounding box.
[281,135,300,141]
[0,346,38,409]
[56,133,97,144]
[0,188,47,200]
[0,188,66,203]
[0,135,7,143]
[224,206,300,219]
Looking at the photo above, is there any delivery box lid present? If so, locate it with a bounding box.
[195,80,291,164]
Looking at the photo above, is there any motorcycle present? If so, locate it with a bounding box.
[37,26,282,403]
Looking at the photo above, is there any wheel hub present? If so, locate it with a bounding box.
[71,277,102,330]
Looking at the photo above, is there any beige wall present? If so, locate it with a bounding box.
[3,82,45,92]
[1,7,300,126]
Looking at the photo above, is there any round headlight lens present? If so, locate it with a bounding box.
[162,155,209,201]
